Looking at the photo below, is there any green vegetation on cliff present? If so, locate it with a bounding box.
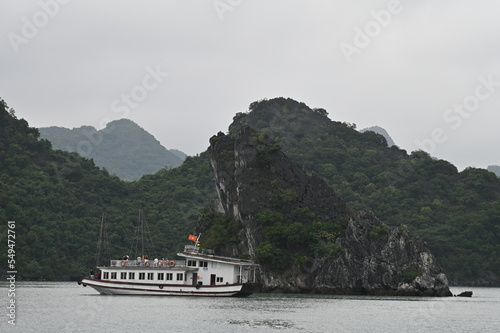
[201,128,353,273]
[229,97,500,284]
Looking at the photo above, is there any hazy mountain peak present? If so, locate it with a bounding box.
[360,126,396,147]
[39,119,186,180]
[487,165,500,177]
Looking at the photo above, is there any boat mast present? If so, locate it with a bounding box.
[195,233,201,253]
[94,212,108,267]
[130,205,156,259]
[139,207,145,257]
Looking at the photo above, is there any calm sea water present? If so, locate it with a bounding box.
[1,282,499,332]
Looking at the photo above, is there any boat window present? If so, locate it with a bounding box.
[139,273,145,280]
[187,260,196,267]
[157,273,164,281]
[147,273,154,280]
[111,272,117,279]
[103,272,109,279]
[199,261,208,268]
[166,273,173,281]
[129,272,135,280]
[120,272,127,280]
[217,277,223,283]
[176,273,183,281]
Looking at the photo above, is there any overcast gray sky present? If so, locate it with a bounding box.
[1,0,499,171]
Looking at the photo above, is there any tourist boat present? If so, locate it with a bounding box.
[78,242,259,297]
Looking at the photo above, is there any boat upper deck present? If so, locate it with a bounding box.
[178,247,257,266]
[102,259,194,270]
[101,245,258,271]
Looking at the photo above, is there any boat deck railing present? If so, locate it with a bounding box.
[110,259,186,268]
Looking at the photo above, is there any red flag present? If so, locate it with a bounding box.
[188,234,197,241]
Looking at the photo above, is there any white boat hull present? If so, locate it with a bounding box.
[80,278,252,297]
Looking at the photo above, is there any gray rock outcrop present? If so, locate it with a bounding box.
[204,126,452,296]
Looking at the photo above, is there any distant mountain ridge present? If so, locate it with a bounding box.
[39,119,186,181]
[487,165,500,177]
[360,126,396,147]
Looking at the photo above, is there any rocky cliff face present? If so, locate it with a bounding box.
[289,212,451,296]
[205,126,452,296]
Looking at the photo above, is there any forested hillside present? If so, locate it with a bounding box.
[0,99,213,280]
[229,98,500,285]
[39,119,186,181]
[1,97,499,285]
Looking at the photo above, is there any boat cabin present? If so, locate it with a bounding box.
[97,245,257,287]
